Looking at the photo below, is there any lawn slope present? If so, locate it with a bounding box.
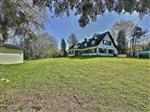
[0,57,150,112]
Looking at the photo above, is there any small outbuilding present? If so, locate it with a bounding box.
[137,50,150,59]
[0,44,23,64]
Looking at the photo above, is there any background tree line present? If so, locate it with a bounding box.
[6,31,78,60]
[111,20,149,55]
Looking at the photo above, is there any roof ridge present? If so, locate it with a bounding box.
[82,31,110,41]
[68,31,111,50]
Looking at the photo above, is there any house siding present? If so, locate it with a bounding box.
[97,34,118,56]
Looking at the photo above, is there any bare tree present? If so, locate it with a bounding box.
[67,33,78,47]
[0,0,43,43]
[131,26,148,55]
[21,32,58,60]
[111,20,135,42]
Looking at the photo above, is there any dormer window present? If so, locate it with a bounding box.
[84,43,87,47]
[95,37,97,39]
[91,40,95,45]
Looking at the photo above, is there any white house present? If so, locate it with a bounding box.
[68,31,118,56]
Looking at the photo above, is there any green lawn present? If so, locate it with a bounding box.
[0,57,150,112]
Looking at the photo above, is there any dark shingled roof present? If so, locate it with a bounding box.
[68,31,118,50]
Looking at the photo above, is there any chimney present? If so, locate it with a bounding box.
[84,38,87,42]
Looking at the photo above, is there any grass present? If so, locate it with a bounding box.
[0,57,150,112]
[0,47,22,54]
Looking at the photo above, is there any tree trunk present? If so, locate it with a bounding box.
[132,36,136,57]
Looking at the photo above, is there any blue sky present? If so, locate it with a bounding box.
[44,10,150,47]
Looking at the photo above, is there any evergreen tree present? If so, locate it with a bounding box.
[61,38,67,56]
[117,30,128,54]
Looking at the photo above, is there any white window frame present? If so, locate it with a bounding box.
[91,40,95,45]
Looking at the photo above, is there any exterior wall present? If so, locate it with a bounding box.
[0,52,23,64]
[118,54,127,58]
[88,53,97,56]
[82,53,89,56]
[97,34,118,56]
[82,53,97,56]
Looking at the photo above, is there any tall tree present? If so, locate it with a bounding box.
[22,36,37,60]
[131,26,148,54]
[117,30,128,54]
[67,33,78,47]
[142,42,150,51]
[37,32,58,58]
[61,38,67,57]
[21,32,58,60]
[111,20,135,42]
[0,0,43,43]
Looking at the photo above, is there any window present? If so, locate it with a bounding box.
[89,48,97,53]
[83,50,89,53]
[108,49,114,54]
[91,40,95,45]
[84,43,87,47]
[93,48,97,53]
[99,48,107,53]
[103,40,111,45]
[91,49,94,53]
[69,51,74,54]
[75,51,82,56]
